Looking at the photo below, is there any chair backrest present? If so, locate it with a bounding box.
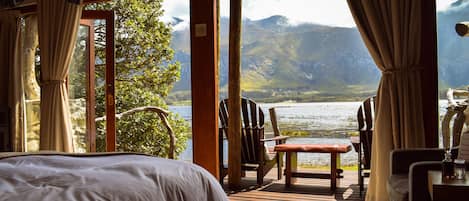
[442,104,467,149]
[357,96,375,132]
[219,97,265,164]
[269,107,281,137]
[357,96,376,169]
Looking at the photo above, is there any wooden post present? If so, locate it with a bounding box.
[228,0,242,188]
[421,1,439,148]
[190,0,220,177]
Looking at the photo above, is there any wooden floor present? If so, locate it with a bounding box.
[223,168,366,201]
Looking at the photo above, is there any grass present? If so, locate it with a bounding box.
[166,86,377,105]
[347,131,359,137]
[281,130,310,137]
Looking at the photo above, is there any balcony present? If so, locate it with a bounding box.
[225,168,362,201]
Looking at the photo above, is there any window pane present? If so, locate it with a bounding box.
[69,25,91,153]
[437,0,469,148]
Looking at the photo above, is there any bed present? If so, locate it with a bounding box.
[0,152,228,201]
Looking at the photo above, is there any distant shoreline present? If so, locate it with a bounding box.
[166,94,375,106]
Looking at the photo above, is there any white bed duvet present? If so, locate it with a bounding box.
[0,152,228,201]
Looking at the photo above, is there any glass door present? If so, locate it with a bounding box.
[68,10,115,152]
[69,20,96,152]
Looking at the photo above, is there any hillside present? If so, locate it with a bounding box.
[168,1,469,103]
[438,0,469,90]
[169,16,379,103]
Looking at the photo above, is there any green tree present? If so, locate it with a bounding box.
[87,0,189,157]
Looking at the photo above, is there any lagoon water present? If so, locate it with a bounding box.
[171,101,450,165]
[179,137,358,166]
[170,102,362,134]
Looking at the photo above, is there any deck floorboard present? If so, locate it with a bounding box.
[223,168,367,201]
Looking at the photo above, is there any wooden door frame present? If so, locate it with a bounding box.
[421,1,439,148]
[77,19,97,152]
[81,10,116,152]
[189,0,440,178]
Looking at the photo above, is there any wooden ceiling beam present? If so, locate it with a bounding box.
[3,0,111,15]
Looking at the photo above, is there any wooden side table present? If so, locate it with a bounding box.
[274,144,352,192]
[428,170,469,201]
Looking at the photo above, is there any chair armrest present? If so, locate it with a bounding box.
[261,135,289,144]
[350,136,360,152]
[408,161,442,201]
[350,136,359,143]
[390,148,446,175]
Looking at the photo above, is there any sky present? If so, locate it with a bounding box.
[162,0,458,28]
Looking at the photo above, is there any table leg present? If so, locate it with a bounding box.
[331,152,337,191]
[285,152,297,187]
[337,153,342,185]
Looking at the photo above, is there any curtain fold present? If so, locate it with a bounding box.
[347,1,426,201]
[38,0,83,152]
[0,11,23,152]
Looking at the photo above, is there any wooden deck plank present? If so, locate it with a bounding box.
[223,168,366,201]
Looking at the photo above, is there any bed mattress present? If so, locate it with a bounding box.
[0,152,228,201]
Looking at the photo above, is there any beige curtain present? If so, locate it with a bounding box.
[38,0,83,152]
[347,1,426,201]
[0,11,24,152]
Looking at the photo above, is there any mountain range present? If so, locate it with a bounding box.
[168,0,469,102]
[438,0,469,89]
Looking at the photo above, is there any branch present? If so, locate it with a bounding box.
[95,106,176,159]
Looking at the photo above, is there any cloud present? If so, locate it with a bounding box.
[161,0,190,30]
[437,0,460,11]
[163,0,355,27]
[162,0,459,28]
[161,0,189,22]
[234,0,355,27]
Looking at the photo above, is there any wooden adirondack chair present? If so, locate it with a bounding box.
[353,96,375,196]
[218,97,288,186]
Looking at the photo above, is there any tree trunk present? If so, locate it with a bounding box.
[23,15,39,100]
[23,15,41,151]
